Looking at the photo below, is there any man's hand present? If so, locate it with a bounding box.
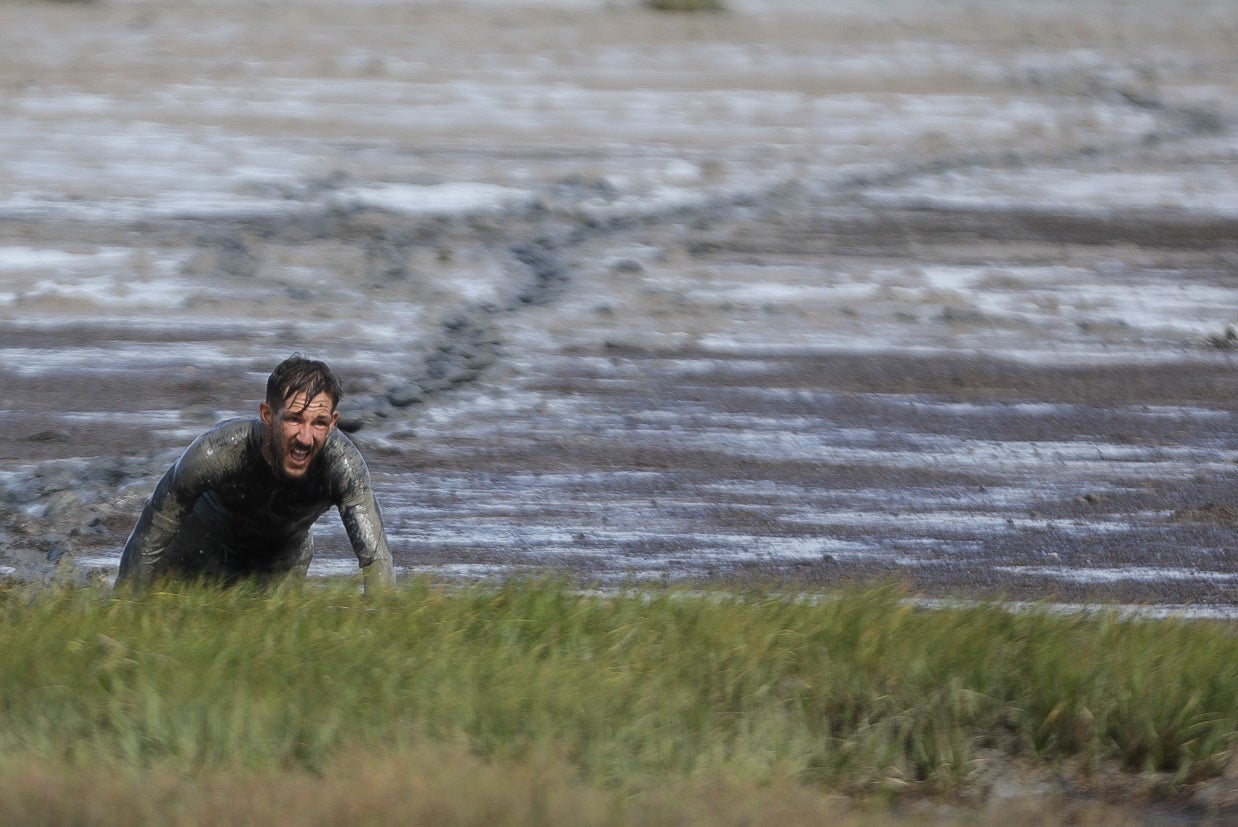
[361,557,395,594]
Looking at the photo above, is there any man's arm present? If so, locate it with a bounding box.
[115,455,199,588]
[114,422,243,589]
[361,554,395,592]
[332,435,395,593]
[340,490,395,593]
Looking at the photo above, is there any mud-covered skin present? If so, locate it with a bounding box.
[116,418,392,588]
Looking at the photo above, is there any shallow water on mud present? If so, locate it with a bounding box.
[2,0,1236,611]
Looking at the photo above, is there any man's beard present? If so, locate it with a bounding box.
[270,437,320,483]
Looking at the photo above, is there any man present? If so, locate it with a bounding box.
[116,354,395,592]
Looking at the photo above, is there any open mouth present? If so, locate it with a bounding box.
[287,442,313,467]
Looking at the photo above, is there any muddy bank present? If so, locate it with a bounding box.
[7,185,1236,609]
[1,0,1236,614]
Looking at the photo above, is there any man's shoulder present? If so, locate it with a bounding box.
[164,418,261,491]
[193,417,261,450]
[321,428,374,488]
[178,417,261,470]
[322,427,366,466]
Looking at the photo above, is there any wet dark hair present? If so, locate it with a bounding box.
[266,353,342,413]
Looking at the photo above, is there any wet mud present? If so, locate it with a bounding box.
[1,0,1236,614]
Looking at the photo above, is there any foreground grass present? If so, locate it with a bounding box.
[0,579,1235,824]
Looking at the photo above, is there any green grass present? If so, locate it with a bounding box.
[0,578,1234,824]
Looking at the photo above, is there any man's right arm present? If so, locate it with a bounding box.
[114,431,221,588]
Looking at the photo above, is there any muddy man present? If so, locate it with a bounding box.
[116,354,395,592]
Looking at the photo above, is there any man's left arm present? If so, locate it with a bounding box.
[332,435,395,592]
[343,492,395,593]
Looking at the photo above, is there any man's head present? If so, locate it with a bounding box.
[259,354,342,480]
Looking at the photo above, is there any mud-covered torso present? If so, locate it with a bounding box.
[193,421,335,550]
[118,416,390,584]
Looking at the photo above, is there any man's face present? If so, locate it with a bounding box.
[259,391,339,480]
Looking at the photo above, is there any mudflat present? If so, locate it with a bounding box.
[1,0,1236,611]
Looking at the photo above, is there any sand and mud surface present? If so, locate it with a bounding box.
[2,0,1237,613]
